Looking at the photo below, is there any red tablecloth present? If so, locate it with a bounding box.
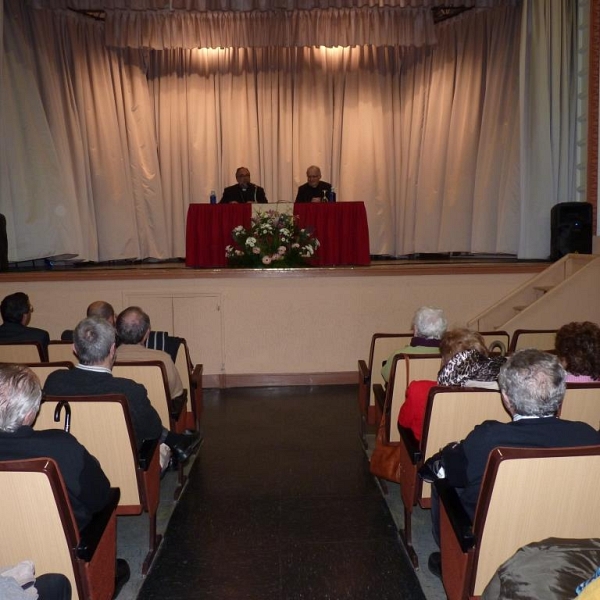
[185,202,370,267]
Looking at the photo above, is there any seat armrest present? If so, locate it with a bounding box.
[170,390,187,419]
[435,479,475,553]
[398,426,421,463]
[373,384,386,414]
[138,438,159,470]
[358,359,370,384]
[76,488,120,561]
[190,364,203,388]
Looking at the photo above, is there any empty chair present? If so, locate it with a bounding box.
[174,338,203,431]
[38,394,162,574]
[0,341,43,363]
[0,457,119,600]
[479,331,510,356]
[358,333,412,445]
[508,329,557,353]
[436,446,600,600]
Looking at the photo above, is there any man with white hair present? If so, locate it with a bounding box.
[0,363,111,531]
[425,349,600,578]
[295,165,332,203]
[381,306,447,383]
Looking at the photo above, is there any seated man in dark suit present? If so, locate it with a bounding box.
[0,363,111,531]
[295,165,332,203]
[425,349,600,577]
[0,292,50,360]
[220,167,268,204]
[45,317,202,464]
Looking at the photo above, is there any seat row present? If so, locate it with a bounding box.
[0,341,203,600]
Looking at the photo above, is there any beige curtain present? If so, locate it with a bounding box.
[0,0,577,261]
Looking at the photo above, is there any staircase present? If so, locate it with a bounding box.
[467,254,600,335]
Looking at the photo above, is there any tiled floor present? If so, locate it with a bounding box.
[124,385,428,599]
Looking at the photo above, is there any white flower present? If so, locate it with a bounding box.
[245,237,257,247]
[235,250,243,256]
[292,243,300,249]
[233,225,244,233]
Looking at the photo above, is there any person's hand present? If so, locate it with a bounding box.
[311,197,321,203]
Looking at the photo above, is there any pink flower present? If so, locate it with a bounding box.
[262,256,272,265]
[277,246,286,255]
[252,247,261,254]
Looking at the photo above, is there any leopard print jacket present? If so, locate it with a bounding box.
[438,348,506,387]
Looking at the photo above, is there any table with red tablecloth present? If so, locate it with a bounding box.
[185,202,370,267]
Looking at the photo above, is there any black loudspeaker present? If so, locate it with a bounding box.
[550,202,593,261]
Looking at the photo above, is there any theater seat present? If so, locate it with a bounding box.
[0,458,119,600]
[0,341,43,363]
[39,394,162,574]
[436,445,600,600]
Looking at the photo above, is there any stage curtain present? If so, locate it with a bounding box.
[0,1,578,261]
[518,0,577,259]
[104,7,436,49]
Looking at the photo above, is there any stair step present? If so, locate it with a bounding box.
[533,285,554,293]
[513,305,527,312]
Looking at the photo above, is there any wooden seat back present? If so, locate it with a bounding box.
[26,361,73,387]
[39,395,142,507]
[0,458,118,600]
[508,329,557,353]
[479,331,510,355]
[175,338,203,429]
[0,341,43,363]
[389,353,441,442]
[559,382,600,429]
[419,387,509,504]
[48,340,77,363]
[113,361,172,428]
[358,333,412,425]
[440,446,600,600]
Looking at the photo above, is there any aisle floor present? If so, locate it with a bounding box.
[134,385,427,600]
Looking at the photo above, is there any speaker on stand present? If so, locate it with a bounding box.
[550,202,593,261]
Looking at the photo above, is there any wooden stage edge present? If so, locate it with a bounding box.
[0,258,548,283]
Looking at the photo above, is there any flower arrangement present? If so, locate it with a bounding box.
[226,210,320,268]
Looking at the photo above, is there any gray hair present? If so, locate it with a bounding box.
[498,349,566,416]
[116,306,150,345]
[74,317,116,365]
[413,306,447,339]
[0,364,42,432]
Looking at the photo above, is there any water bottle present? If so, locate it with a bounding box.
[210,190,217,205]
[329,187,336,203]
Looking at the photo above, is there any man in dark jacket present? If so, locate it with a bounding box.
[427,349,600,577]
[45,317,201,463]
[220,167,267,204]
[0,292,50,360]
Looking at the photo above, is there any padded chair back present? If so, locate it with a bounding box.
[0,458,117,600]
[174,338,194,418]
[26,361,73,387]
[471,446,600,596]
[508,329,557,353]
[0,341,43,363]
[113,361,172,428]
[368,333,413,394]
[420,387,509,503]
[479,331,510,355]
[389,354,441,442]
[560,383,600,429]
[48,340,77,363]
[40,395,142,507]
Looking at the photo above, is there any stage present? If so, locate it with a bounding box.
[0,257,547,387]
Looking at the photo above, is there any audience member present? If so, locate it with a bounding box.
[0,363,111,531]
[555,321,600,382]
[220,167,268,204]
[397,328,505,442]
[45,317,201,464]
[61,300,116,341]
[437,328,506,387]
[0,292,50,360]
[115,306,184,401]
[381,306,447,383]
[295,166,332,203]
[424,350,600,578]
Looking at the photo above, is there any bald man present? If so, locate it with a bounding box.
[295,166,332,203]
